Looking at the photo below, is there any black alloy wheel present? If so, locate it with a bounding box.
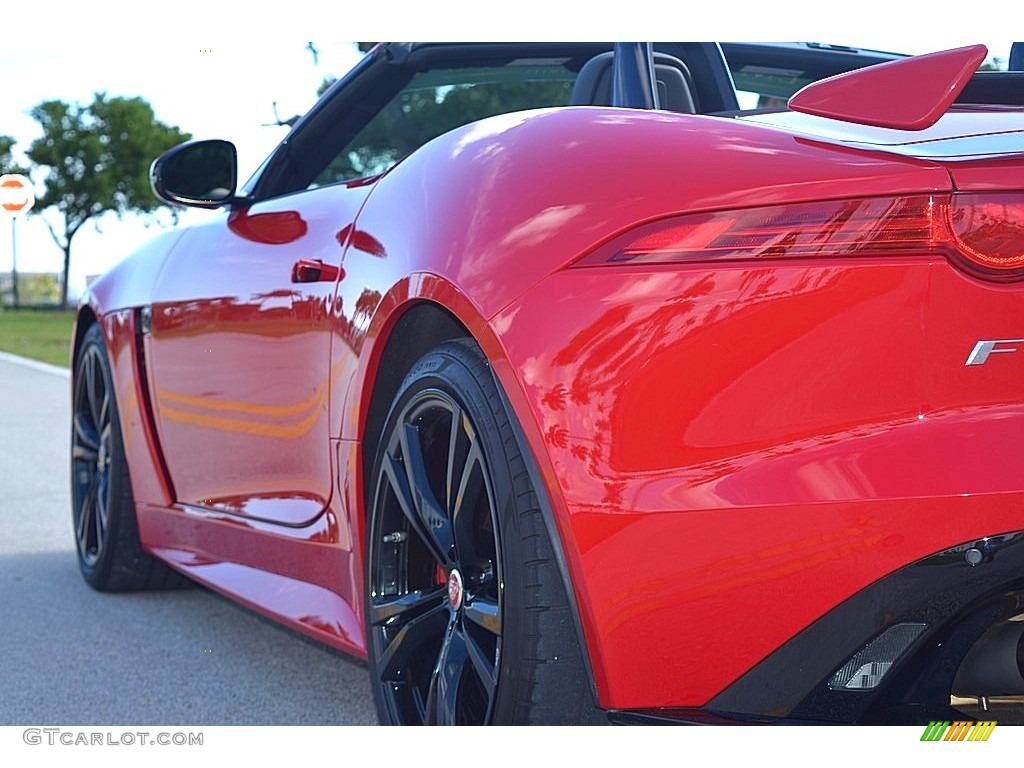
[72,339,114,568]
[366,339,603,726]
[368,386,503,725]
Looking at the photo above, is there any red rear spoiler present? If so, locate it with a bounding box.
[788,44,988,131]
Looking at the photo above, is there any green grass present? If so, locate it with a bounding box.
[0,308,76,367]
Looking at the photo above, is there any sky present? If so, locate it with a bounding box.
[0,40,364,298]
[0,2,1017,300]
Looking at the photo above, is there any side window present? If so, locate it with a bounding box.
[728,64,809,110]
[722,44,908,111]
[313,64,575,186]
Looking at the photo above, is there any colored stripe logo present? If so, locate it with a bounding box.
[920,721,996,741]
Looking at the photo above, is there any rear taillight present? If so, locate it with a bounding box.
[947,193,1024,280]
[575,193,1024,282]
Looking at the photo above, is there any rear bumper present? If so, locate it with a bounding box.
[612,530,1024,724]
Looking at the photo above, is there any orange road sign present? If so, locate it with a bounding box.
[0,174,34,216]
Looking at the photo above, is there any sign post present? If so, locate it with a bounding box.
[10,217,15,308]
[0,174,35,308]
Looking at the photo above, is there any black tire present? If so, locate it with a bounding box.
[365,339,602,725]
[71,324,186,592]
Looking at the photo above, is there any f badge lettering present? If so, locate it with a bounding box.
[965,339,1024,366]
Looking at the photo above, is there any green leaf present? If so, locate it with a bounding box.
[25,94,192,307]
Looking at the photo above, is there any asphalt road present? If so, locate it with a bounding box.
[0,354,377,725]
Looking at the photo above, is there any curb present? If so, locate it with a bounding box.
[0,350,70,378]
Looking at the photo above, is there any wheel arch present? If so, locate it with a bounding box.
[71,302,100,371]
[351,282,608,709]
[72,294,176,508]
[359,300,471,501]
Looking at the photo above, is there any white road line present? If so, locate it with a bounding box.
[0,350,70,378]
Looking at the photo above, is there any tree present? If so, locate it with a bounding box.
[0,135,28,176]
[979,57,1005,71]
[27,94,191,307]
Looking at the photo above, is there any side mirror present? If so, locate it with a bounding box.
[151,139,239,209]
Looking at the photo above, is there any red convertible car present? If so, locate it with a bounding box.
[71,42,1024,725]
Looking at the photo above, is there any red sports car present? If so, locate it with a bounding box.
[70,42,1024,725]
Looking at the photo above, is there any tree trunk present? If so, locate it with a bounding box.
[39,214,76,310]
[61,243,71,309]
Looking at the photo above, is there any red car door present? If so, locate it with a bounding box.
[145,182,372,525]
